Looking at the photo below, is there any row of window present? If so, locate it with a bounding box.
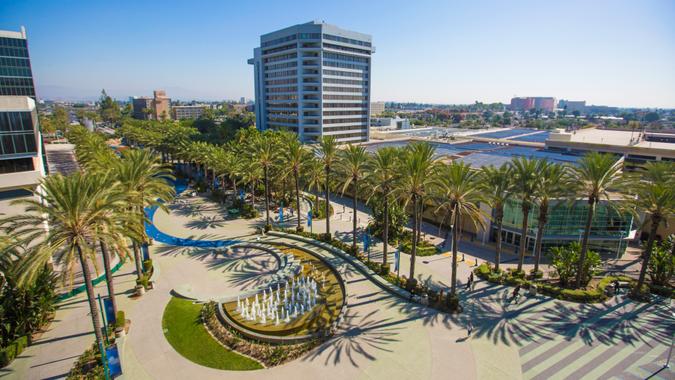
[0,37,27,49]
[323,43,371,55]
[265,78,297,86]
[262,34,297,48]
[266,95,298,101]
[323,34,371,47]
[0,67,32,77]
[264,52,297,63]
[265,61,297,71]
[299,33,321,39]
[323,117,368,124]
[323,69,368,78]
[0,77,33,87]
[323,102,368,108]
[267,117,298,125]
[265,69,296,78]
[323,95,369,100]
[0,46,29,58]
[0,57,31,68]
[323,61,368,71]
[323,52,369,64]
[262,43,296,55]
[0,86,34,96]
[0,157,33,174]
[268,111,298,117]
[0,132,37,156]
[268,86,297,93]
[323,110,368,116]
[323,78,367,86]
[266,102,298,109]
[323,86,368,93]
[0,112,34,133]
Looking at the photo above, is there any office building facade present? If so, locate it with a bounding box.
[173,105,208,120]
[0,27,35,99]
[249,21,373,143]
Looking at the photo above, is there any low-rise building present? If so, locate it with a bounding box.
[370,101,385,116]
[370,116,410,130]
[173,105,208,120]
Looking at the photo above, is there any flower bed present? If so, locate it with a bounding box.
[473,263,634,303]
[203,302,321,367]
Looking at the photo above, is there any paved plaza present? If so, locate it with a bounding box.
[2,194,673,380]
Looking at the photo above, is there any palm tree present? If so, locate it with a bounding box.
[252,132,277,227]
[315,136,339,238]
[365,146,400,266]
[280,133,309,231]
[114,149,175,280]
[623,162,675,294]
[397,142,438,281]
[531,162,571,274]
[336,144,369,251]
[304,158,325,223]
[433,162,486,296]
[570,152,624,288]
[480,163,513,272]
[1,173,128,353]
[510,157,541,272]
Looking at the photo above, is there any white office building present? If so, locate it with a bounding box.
[248,21,374,143]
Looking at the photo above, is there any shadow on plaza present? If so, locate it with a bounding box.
[302,308,403,367]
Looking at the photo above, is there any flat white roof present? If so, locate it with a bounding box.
[553,128,674,151]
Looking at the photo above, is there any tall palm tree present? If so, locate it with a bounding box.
[531,162,571,274]
[510,157,541,272]
[304,158,325,222]
[480,163,513,272]
[336,144,369,251]
[280,133,309,231]
[623,161,675,294]
[315,136,339,238]
[433,162,487,296]
[253,133,277,227]
[1,173,128,353]
[114,149,175,280]
[397,142,438,281]
[366,146,401,265]
[570,152,624,288]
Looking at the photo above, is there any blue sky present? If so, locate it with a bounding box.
[1,0,674,107]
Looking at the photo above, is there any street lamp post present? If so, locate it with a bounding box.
[665,312,675,368]
[615,230,625,260]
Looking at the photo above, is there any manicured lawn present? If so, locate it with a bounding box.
[162,297,263,370]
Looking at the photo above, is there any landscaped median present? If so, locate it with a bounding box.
[473,263,635,303]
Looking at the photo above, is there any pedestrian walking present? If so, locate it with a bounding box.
[466,273,474,290]
[467,319,473,337]
[510,285,521,304]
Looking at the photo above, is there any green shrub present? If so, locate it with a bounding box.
[649,284,674,298]
[0,336,28,368]
[548,242,601,287]
[648,236,674,287]
[399,231,440,256]
[115,311,125,329]
[475,263,491,277]
[136,275,150,289]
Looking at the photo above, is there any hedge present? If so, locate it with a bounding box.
[0,336,28,368]
[473,263,636,303]
[115,311,126,329]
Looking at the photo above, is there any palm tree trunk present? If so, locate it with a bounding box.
[517,205,530,272]
[495,208,504,272]
[264,166,270,226]
[450,206,460,296]
[382,194,389,265]
[99,240,117,317]
[251,181,256,207]
[76,245,105,351]
[409,195,418,280]
[352,181,358,251]
[575,200,596,288]
[636,216,660,291]
[132,241,143,280]
[417,200,423,243]
[294,170,301,231]
[325,166,331,237]
[533,204,548,274]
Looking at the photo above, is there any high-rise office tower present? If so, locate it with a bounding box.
[0,27,36,99]
[249,21,373,143]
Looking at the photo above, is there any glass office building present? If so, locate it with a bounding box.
[0,27,35,99]
[495,199,634,256]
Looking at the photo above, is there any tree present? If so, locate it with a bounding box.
[252,132,277,228]
[480,163,513,272]
[315,136,339,238]
[113,149,175,281]
[397,142,438,281]
[279,132,309,231]
[510,157,541,273]
[531,162,571,274]
[643,112,660,123]
[365,146,401,265]
[648,236,675,287]
[303,157,325,220]
[622,162,675,294]
[549,242,601,288]
[433,162,486,296]
[570,152,625,288]
[99,89,121,123]
[336,144,369,251]
[1,173,128,354]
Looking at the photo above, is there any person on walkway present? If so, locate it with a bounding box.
[509,284,522,304]
[467,319,473,337]
[466,273,474,291]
